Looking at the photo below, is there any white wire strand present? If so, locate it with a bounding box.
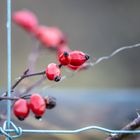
[3,125,140,134]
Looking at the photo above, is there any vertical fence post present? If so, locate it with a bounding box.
[6,0,11,139]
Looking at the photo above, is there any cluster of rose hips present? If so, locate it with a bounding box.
[12,10,90,76]
[13,94,56,121]
[12,10,90,120]
[46,50,89,82]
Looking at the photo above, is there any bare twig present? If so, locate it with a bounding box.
[0,89,33,100]
[1,70,45,97]
[0,96,19,100]
[0,94,31,101]
[106,116,140,140]
[11,70,45,90]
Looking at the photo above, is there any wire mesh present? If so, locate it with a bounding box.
[1,0,140,139]
[6,0,12,139]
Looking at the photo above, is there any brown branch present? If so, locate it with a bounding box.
[0,96,19,100]
[0,94,32,101]
[105,116,140,140]
[11,70,45,90]
[1,70,45,97]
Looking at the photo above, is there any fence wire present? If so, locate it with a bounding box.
[6,0,12,140]
[1,0,140,139]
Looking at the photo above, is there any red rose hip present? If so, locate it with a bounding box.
[35,26,65,48]
[12,10,38,32]
[69,51,90,66]
[13,99,30,121]
[30,94,46,119]
[46,63,61,82]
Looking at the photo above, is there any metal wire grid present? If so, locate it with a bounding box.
[1,0,140,139]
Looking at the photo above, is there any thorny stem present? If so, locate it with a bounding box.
[105,116,140,140]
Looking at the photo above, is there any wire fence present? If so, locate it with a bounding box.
[1,0,140,139]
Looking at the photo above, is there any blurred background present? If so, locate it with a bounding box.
[0,0,140,140]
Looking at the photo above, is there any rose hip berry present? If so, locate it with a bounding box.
[12,10,38,33]
[30,94,46,119]
[35,26,65,48]
[69,51,90,66]
[13,99,30,121]
[46,63,61,82]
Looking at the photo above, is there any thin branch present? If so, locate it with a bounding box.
[0,96,19,101]
[106,116,140,140]
[0,94,31,101]
[91,43,140,66]
[11,70,45,90]
[1,70,45,97]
